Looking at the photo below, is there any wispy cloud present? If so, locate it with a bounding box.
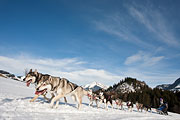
[0,55,122,86]
[94,17,153,49]
[124,51,164,66]
[125,52,142,65]
[93,3,179,49]
[128,5,180,47]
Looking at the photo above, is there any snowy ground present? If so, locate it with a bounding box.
[0,77,180,120]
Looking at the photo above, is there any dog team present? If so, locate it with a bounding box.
[23,69,152,112]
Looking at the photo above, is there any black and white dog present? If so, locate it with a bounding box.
[98,91,113,109]
[127,101,133,112]
[144,105,152,113]
[87,90,99,107]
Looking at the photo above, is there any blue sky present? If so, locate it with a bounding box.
[0,0,180,87]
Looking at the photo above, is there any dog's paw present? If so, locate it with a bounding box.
[50,105,54,109]
[54,105,59,109]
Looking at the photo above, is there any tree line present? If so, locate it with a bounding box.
[106,77,180,114]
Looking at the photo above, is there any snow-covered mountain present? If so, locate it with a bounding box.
[108,77,149,93]
[83,81,109,92]
[156,78,180,91]
[156,84,170,90]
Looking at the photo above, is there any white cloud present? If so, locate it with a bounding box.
[0,54,178,88]
[124,51,164,66]
[0,55,122,86]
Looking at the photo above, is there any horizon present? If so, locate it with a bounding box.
[0,0,180,87]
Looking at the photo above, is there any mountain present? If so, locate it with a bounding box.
[0,70,22,81]
[83,81,109,92]
[156,84,170,90]
[156,78,180,91]
[108,77,150,93]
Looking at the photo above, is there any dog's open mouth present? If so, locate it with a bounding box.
[35,89,47,95]
[26,79,32,87]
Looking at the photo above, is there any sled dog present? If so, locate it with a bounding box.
[115,98,124,110]
[143,105,152,113]
[98,91,113,109]
[87,90,99,107]
[36,77,89,109]
[127,101,133,112]
[136,102,143,112]
[23,69,67,103]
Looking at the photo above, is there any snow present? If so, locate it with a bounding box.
[156,84,170,89]
[116,83,135,93]
[175,85,180,89]
[0,77,180,120]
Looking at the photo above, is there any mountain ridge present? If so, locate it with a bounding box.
[156,78,180,91]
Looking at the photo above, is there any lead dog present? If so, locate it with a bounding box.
[23,69,67,103]
[36,77,89,109]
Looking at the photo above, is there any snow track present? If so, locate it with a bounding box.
[0,77,179,120]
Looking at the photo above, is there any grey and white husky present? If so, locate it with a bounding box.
[36,76,89,109]
[23,69,67,103]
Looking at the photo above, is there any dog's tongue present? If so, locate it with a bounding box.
[35,89,46,95]
[26,80,32,87]
[35,91,40,95]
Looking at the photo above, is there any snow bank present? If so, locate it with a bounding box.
[0,77,179,120]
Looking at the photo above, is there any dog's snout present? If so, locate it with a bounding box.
[36,88,39,91]
[23,78,25,81]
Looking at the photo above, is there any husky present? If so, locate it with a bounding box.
[23,69,67,103]
[98,91,113,110]
[115,98,124,110]
[127,101,133,112]
[143,105,152,113]
[36,77,89,109]
[87,89,99,107]
[136,102,143,112]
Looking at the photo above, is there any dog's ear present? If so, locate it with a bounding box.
[34,69,38,75]
[29,69,32,72]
